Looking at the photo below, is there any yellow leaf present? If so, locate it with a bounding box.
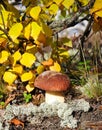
[95,9,102,17]
[78,0,89,6]
[59,51,69,57]
[31,22,42,40]
[26,84,34,92]
[3,71,17,85]
[30,6,41,21]
[20,71,33,82]
[13,50,21,61]
[11,50,21,66]
[90,0,102,15]
[36,65,44,74]
[24,23,31,40]
[62,0,74,9]
[53,0,63,5]
[20,52,36,68]
[50,62,61,72]
[8,23,23,41]
[48,4,59,15]
[13,64,23,74]
[26,44,37,54]
[0,50,9,63]
[62,38,73,47]
[0,10,11,27]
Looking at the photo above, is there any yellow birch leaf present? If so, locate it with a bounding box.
[31,22,42,40]
[12,64,23,74]
[63,38,73,47]
[26,44,37,54]
[11,50,21,66]
[50,62,61,72]
[48,4,59,15]
[13,50,21,61]
[59,51,69,57]
[0,10,11,27]
[26,84,34,92]
[62,0,74,9]
[53,0,63,5]
[30,6,41,21]
[8,23,23,41]
[20,52,36,68]
[78,0,89,6]
[95,9,102,17]
[36,65,44,74]
[3,71,17,85]
[90,0,102,14]
[24,23,31,40]
[20,71,33,82]
[0,50,9,63]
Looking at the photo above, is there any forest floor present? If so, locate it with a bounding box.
[0,88,102,130]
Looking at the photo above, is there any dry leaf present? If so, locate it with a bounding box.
[42,58,54,66]
[9,118,24,128]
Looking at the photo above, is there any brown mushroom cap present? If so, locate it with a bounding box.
[34,71,70,91]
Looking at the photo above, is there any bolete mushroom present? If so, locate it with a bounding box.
[34,70,70,104]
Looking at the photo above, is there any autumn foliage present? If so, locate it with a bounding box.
[0,0,102,92]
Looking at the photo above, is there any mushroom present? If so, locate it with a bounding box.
[34,70,70,104]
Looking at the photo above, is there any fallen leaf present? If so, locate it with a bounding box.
[9,118,24,128]
[42,58,54,66]
[26,83,34,92]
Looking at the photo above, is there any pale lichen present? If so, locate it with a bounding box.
[1,99,90,129]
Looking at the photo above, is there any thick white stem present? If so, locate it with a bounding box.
[45,91,64,104]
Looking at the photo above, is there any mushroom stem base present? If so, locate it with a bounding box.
[45,91,64,104]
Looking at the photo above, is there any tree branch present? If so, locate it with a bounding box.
[49,0,95,35]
